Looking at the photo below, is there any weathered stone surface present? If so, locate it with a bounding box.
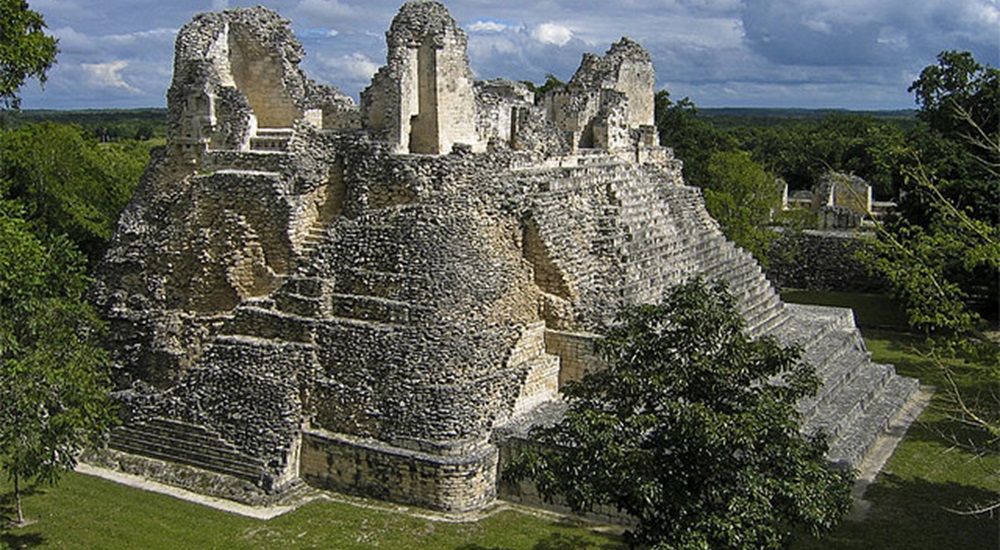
[767,229,888,293]
[91,1,921,513]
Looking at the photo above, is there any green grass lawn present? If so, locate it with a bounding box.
[1,472,624,549]
[3,292,998,549]
[781,291,910,331]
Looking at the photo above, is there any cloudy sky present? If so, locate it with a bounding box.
[17,0,1000,111]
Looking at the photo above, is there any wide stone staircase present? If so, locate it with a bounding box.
[516,154,919,470]
[778,305,920,467]
[109,417,267,482]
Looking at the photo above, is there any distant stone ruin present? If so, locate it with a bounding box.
[90,2,920,512]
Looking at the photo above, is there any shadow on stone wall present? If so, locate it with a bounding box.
[767,230,887,293]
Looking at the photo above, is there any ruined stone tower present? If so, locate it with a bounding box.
[362,2,480,154]
[91,2,920,513]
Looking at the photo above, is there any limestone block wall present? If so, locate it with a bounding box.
[612,58,655,128]
[227,23,301,128]
[543,329,604,388]
[592,91,631,150]
[508,323,560,417]
[475,80,535,148]
[300,430,498,512]
[544,88,602,148]
[361,1,480,154]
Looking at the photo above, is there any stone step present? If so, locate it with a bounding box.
[220,306,313,342]
[110,435,263,482]
[255,128,294,138]
[111,423,248,467]
[330,268,429,302]
[274,291,325,318]
[804,362,895,439]
[203,150,292,174]
[826,375,920,467]
[328,292,426,325]
[250,129,294,152]
[108,419,265,481]
[748,308,790,339]
[194,168,282,180]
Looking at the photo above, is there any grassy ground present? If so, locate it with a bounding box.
[0,473,624,549]
[3,292,998,549]
[781,290,910,331]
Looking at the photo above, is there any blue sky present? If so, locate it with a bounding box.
[17,0,1000,111]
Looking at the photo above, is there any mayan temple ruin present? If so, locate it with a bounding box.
[89,2,921,513]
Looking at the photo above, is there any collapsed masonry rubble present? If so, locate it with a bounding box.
[90,2,921,512]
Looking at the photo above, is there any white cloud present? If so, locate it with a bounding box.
[105,28,176,46]
[468,19,521,33]
[211,0,229,10]
[532,22,574,46]
[17,0,1000,111]
[329,52,379,82]
[81,60,139,93]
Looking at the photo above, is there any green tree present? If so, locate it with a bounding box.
[703,150,781,265]
[0,0,58,110]
[727,114,909,199]
[909,50,1000,146]
[901,50,1000,229]
[654,90,736,188]
[0,204,116,525]
[506,278,852,549]
[0,123,148,265]
[870,51,1000,329]
[861,165,999,337]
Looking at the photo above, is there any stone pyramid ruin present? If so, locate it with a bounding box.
[90,2,921,512]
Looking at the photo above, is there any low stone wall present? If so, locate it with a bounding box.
[767,230,886,292]
[543,329,604,388]
[299,429,498,513]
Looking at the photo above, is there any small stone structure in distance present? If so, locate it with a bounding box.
[90,2,921,513]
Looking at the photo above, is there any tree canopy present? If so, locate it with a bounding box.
[0,122,149,266]
[866,50,1000,332]
[702,150,781,265]
[0,0,58,110]
[506,278,852,549]
[0,204,116,525]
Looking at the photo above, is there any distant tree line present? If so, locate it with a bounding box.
[1,108,167,142]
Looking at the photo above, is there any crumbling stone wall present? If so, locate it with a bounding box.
[168,7,354,160]
[361,2,480,154]
[544,38,656,152]
[767,230,886,292]
[475,80,535,149]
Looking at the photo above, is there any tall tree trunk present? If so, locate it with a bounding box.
[14,470,23,525]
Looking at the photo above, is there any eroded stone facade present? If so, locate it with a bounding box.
[91,2,920,512]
